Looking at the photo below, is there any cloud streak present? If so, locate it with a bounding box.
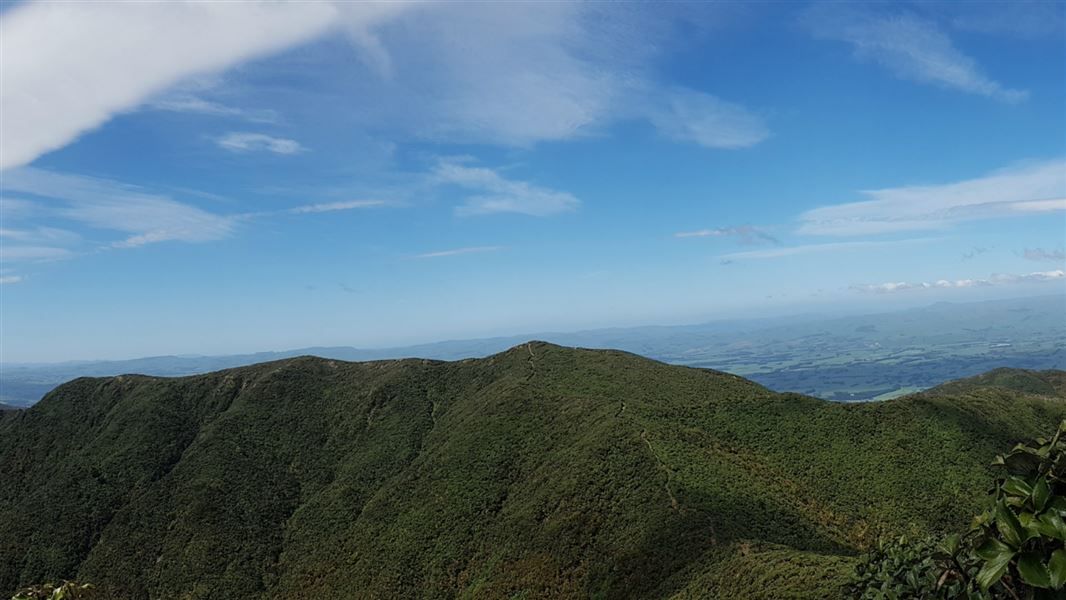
[853,270,1065,293]
[414,246,503,259]
[287,200,386,214]
[648,88,769,149]
[720,238,936,261]
[797,159,1065,236]
[215,133,307,155]
[148,94,279,124]
[435,161,580,217]
[804,5,1027,102]
[675,225,778,244]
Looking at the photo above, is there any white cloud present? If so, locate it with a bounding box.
[435,162,579,217]
[0,1,423,169]
[2,167,234,248]
[648,88,769,149]
[287,200,385,214]
[0,275,23,285]
[803,5,1027,102]
[721,238,936,261]
[340,2,619,146]
[414,246,503,259]
[675,225,777,244]
[797,159,1066,236]
[332,4,767,150]
[1,2,765,170]
[853,270,1065,293]
[215,132,306,155]
[147,94,279,124]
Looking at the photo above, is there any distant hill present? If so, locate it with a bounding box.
[2,294,1063,407]
[928,367,1066,397]
[2,344,1064,599]
[0,403,18,412]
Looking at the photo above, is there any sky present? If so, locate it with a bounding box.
[1,1,1064,362]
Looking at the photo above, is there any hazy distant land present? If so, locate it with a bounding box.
[2,294,1063,407]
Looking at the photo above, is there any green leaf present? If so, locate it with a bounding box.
[1039,512,1066,541]
[1004,476,1034,498]
[936,533,960,557]
[1033,477,1052,512]
[996,500,1026,547]
[1049,549,1066,589]
[976,545,1015,590]
[1018,552,1053,588]
[976,537,1014,561]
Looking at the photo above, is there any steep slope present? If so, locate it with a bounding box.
[1,344,1063,599]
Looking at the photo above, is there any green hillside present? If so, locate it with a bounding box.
[1,343,1063,599]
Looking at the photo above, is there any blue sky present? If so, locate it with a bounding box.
[1,1,1064,362]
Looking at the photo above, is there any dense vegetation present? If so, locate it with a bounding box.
[1,343,1064,599]
[849,420,1066,599]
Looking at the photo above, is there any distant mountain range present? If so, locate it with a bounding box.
[2,294,1063,407]
[2,344,1064,598]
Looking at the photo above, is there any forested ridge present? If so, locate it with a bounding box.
[2,343,1064,599]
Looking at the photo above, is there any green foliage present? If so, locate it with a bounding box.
[968,420,1066,596]
[1,345,1064,599]
[849,421,1066,599]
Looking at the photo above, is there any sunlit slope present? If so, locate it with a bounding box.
[1,343,1063,599]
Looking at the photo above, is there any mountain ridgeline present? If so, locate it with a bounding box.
[1,343,1064,599]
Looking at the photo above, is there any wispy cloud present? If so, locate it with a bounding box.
[215,133,306,155]
[414,246,503,259]
[435,161,580,217]
[803,5,1027,102]
[0,246,77,262]
[1,2,765,170]
[647,88,769,149]
[0,1,363,170]
[853,270,1065,293]
[287,200,385,214]
[961,246,989,261]
[2,167,234,250]
[0,226,81,245]
[721,238,936,261]
[797,159,1065,236]
[0,275,24,285]
[675,225,777,244]
[0,226,81,264]
[147,94,279,124]
[1023,248,1066,262]
[333,4,767,150]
